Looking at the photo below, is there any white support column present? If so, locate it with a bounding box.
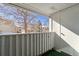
[49,18,52,32]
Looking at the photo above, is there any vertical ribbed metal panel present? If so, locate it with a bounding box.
[34,34,36,56]
[50,32,54,48]
[26,34,29,56]
[44,33,45,52]
[42,33,44,53]
[1,36,5,56]
[45,33,46,52]
[12,35,16,56]
[46,33,48,51]
[36,34,37,55]
[47,33,48,51]
[47,33,49,50]
[38,34,40,55]
[32,34,35,56]
[4,36,10,56]
[19,35,22,56]
[24,34,27,56]
[15,35,22,56]
[0,32,54,56]
[39,33,42,54]
[29,34,31,56]
[33,34,36,56]
[50,33,52,49]
[31,34,33,56]
[38,33,40,55]
[49,33,51,49]
[0,36,2,56]
[49,33,50,49]
[16,35,19,56]
[9,36,12,56]
[48,33,50,50]
[22,34,25,56]
[43,33,45,53]
[41,33,43,54]
[44,33,45,53]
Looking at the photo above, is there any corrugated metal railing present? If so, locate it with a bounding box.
[0,32,54,56]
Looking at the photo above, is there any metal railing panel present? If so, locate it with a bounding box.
[0,32,54,56]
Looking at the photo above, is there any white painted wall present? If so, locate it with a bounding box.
[54,32,79,56]
[51,4,79,56]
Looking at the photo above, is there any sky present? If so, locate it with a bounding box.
[36,15,49,26]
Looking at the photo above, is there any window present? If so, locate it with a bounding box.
[0,3,49,34]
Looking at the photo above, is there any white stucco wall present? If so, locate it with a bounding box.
[51,4,79,55]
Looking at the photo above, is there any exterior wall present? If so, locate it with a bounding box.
[0,17,17,33]
[51,4,79,56]
[54,33,79,56]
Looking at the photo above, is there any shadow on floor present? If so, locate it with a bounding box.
[41,49,71,56]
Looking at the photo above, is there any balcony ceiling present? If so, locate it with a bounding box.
[13,3,76,16]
